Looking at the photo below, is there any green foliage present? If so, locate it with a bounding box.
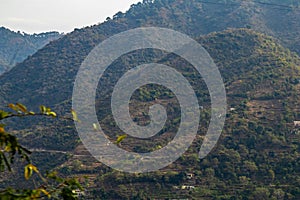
[0,0,299,199]
[0,104,82,199]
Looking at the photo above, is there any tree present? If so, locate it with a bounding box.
[250,187,271,200]
[0,103,82,199]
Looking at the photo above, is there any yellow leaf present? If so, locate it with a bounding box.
[24,165,33,180]
[116,134,127,144]
[8,103,19,112]
[16,103,27,113]
[40,189,51,198]
[0,127,4,133]
[28,111,35,115]
[0,111,9,120]
[71,109,79,122]
[93,123,99,130]
[48,111,57,118]
[39,105,46,113]
[24,164,39,180]
[28,164,39,173]
[4,145,11,152]
[8,103,15,109]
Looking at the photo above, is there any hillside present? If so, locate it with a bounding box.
[0,0,299,107]
[1,28,299,199]
[69,29,300,199]
[0,27,62,74]
[84,29,300,199]
[0,0,299,199]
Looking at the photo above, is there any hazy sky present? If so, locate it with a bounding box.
[0,0,141,34]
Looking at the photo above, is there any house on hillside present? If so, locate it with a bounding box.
[72,189,85,199]
[186,173,194,180]
[294,121,300,127]
[181,185,195,190]
[230,107,236,111]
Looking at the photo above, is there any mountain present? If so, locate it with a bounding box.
[0,0,299,107]
[0,0,299,199]
[0,27,62,74]
[2,27,299,200]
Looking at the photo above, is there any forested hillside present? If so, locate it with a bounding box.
[0,27,62,74]
[0,0,299,107]
[0,0,299,199]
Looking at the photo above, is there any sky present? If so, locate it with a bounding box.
[0,0,141,34]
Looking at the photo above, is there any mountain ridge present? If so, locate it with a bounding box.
[0,0,299,199]
[0,26,62,74]
[0,0,299,107]
[1,28,299,199]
